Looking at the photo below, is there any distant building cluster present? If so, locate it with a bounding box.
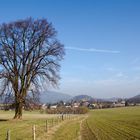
[0,96,140,112]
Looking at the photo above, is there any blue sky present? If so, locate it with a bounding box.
[0,0,140,98]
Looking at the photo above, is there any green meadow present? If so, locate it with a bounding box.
[0,107,140,140]
[82,107,140,140]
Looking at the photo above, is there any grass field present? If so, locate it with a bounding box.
[0,110,74,140]
[82,107,140,140]
[0,107,140,140]
[0,110,82,140]
[51,116,85,140]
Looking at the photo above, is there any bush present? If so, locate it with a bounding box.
[75,107,89,114]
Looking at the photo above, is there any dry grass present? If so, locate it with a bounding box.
[0,110,65,139]
[0,110,83,140]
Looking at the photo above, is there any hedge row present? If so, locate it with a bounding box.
[41,106,89,114]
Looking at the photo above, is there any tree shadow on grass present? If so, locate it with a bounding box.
[0,119,9,121]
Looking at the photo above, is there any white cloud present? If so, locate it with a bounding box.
[66,47,120,54]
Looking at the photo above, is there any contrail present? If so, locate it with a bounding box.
[66,47,120,54]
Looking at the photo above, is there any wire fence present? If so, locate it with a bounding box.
[3,114,79,140]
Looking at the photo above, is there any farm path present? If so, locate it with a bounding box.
[37,115,84,140]
[80,118,98,140]
[78,115,88,140]
[37,119,67,140]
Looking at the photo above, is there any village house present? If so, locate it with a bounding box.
[41,104,48,110]
[72,102,80,108]
[50,105,57,109]
[112,100,126,107]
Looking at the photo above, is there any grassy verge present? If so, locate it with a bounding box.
[51,117,83,140]
[1,107,139,140]
[0,111,64,140]
[0,110,83,140]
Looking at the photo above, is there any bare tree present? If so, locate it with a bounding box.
[0,18,64,119]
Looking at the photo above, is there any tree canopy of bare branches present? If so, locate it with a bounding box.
[0,18,64,119]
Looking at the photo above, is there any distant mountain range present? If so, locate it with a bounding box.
[97,95,140,103]
[1,90,140,104]
[40,93,96,103]
[40,91,72,103]
[71,95,94,102]
[126,94,140,103]
[40,92,140,104]
[0,91,72,104]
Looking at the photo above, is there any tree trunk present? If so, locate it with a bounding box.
[13,101,23,119]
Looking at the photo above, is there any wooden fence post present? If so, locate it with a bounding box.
[58,116,60,123]
[62,114,64,121]
[46,120,48,132]
[32,125,36,140]
[57,116,59,124]
[6,129,10,140]
[52,119,54,126]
